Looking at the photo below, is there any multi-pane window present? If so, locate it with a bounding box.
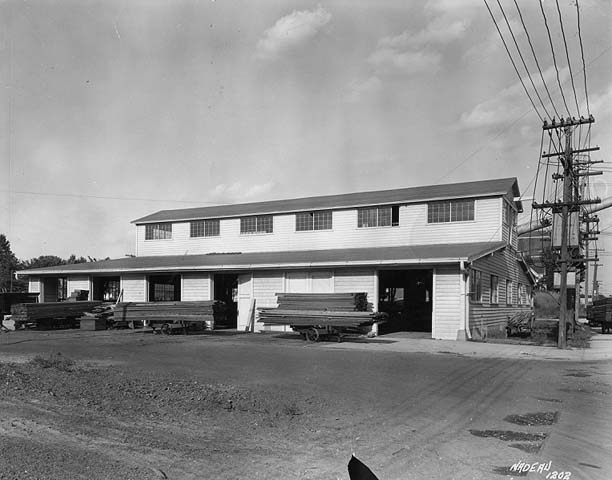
[428,199,474,223]
[518,284,531,305]
[190,219,220,237]
[470,270,482,303]
[490,275,499,304]
[357,206,399,228]
[145,223,172,240]
[240,215,273,234]
[296,211,332,231]
[506,280,513,306]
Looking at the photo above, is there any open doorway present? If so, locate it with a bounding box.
[214,274,238,328]
[378,269,433,334]
[92,276,121,302]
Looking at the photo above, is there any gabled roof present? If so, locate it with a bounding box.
[133,177,521,224]
[18,242,507,276]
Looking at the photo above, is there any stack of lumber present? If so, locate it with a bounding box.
[113,301,224,325]
[589,298,612,333]
[258,292,385,327]
[79,304,115,331]
[67,290,90,302]
[10,301,102,324]
[258,308,386,327]
[0,292,39,315]
[275,293,370,312]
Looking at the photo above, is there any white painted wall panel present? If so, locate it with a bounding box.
[237,274,253,331]
[68,275,91,298]
[122,274,146,302]
[182,273,212,301]
[432,266,462,340]
[135,197,503,256]
[334,268,376,309]
[28,277,41,294]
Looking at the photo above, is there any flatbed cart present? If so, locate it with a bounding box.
[147,320,208,335]
[292,324,374,342]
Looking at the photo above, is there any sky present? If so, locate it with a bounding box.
[1,0,611,293]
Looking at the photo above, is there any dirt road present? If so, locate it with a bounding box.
[0,330,610,479]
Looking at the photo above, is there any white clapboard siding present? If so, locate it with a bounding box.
[253,272,283,308]
[136,197,503,256]
[121,274,146,302]
[68,275,91,298]
[237,274,253,331]
[182,273,212,301]
[469,249,532,338]
[334,268,376,305]
[28,277,41,294]
[432,266,462,340]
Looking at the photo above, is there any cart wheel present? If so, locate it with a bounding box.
[305,328,319,342]
[161,323,171,335]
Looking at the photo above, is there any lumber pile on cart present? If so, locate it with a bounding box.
[275,292,370,311]
[587,298,612,333]
[258,292,386,342]
[258,308,386,327]
[113,301,224,328]
[10,301,103,329]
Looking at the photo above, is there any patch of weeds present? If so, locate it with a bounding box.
[282,403,302,417]
[29,353,76,372]
[469,430,548,442]
[509,442,543,453]
[492,466,528,476]
[568,325,592,349]
[504,412,558,426]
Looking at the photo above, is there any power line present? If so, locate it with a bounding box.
[539,0,572,118]
[513,0,560,120]
[0,189,218,205]
[554,0,581,117]
[575,0,590,116]
[484,0,544,122]
[496,0,552,120]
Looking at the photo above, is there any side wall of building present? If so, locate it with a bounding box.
[469,248,532,339]
[136,198,503,256]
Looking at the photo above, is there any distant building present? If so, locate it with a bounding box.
[18,177,534,340]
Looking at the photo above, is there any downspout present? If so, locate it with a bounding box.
[461,260,472,340]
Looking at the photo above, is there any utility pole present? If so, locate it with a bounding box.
[534,116,599,349]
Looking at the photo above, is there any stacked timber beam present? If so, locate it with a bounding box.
[258,293,385,328]
[113,301,224,327]
[10,301,102,328]
[274,292,370,312]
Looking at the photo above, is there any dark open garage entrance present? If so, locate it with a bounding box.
[378,269,433,334]
[214,274,238,328]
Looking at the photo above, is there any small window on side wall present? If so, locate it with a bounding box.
[469,270,482,303]
[145,223,172,240]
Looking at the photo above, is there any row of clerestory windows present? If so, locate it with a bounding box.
[145,199,476,240]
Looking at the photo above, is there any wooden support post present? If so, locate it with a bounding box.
[558,126,573,349]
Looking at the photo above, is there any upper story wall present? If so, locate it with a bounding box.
[135,197,505,256]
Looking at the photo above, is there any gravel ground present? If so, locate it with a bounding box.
[0,330,610,480]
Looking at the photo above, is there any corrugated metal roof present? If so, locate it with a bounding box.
[133,177,521,224]
[18,242,507,276]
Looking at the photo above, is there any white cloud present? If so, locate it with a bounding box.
[459,66,571,129]
[211,181,276,202]
[255,6,332,61]
[344,76,382,103]
[368,48,441,75]
[379,18,467,50]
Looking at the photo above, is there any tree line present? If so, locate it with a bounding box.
[0,234,107,292]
